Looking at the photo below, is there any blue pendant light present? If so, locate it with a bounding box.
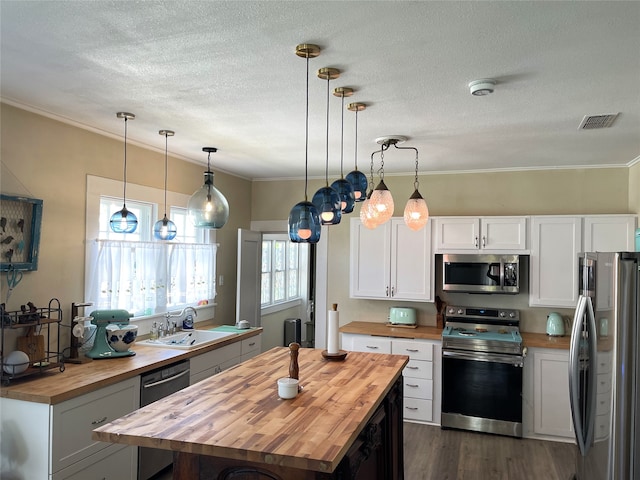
[345,102,368,202]
[187,147,229,229]
[289,43,321,243]
[110,112,138,234]
[312,67,342,225]
[153,130,178,240]
[330,87,355,214]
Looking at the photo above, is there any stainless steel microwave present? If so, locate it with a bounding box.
[442,254,520,294]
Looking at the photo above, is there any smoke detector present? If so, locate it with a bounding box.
[469,79,496,96]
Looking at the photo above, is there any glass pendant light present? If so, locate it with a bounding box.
[312,67,342,225]
[330,87,355,214]
[288,43,321,243]
[402,145,429,231]
[360,149,380,229]
[153,130,178,240]
[187,147,229,228]
[368,139,396,226]
[110,112,138,234]
[346,102,368,202]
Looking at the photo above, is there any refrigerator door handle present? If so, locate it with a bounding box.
[569,294,588,456]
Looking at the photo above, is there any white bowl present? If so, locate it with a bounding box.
[3,350,30,375]
[106,324,138,352]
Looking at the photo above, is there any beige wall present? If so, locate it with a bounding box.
[0,104,252,330]
[253,164,634,334]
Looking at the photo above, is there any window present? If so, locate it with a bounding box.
[261,235,302,308]
[85,176,217,317]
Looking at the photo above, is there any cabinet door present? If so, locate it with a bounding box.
[350,218,392,299]
[390,219,433,301]
[583,215,636,252]
[533,350,573,438]
[350,334,392,354]
[50,376,140,474]
[52,443,136,480]
[481,217,528,251]
[434,217,480,251]
[530,216,582,307]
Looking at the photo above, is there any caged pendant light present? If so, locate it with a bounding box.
[288,43,321,243]
[187,147,229,229]
[312,67,342,225]
[110,112,138,234]
[345,102,368,202]
[153,130,178,240]
[330,87,356,214]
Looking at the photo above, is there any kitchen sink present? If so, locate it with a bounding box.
[137,330,237,350]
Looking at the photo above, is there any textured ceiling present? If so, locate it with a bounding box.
[1,1,639,180]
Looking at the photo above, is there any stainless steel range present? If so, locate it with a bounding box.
[441,305,525,438]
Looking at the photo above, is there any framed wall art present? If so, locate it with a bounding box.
[0,194,43,271]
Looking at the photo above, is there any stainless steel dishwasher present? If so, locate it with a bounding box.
[139,359,190,480]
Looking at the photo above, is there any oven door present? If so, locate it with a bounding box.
[441,349,523,437]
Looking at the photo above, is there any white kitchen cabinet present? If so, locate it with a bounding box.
[530,348,573,440]
[341,333,441,425]
[349,217,433,302]
[190,333,262,384]
[0,376,140,480]
[52,443,137,480]
[434,216,528,253]
[529,215,636,308]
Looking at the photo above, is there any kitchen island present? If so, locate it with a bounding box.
[93,347,408,480]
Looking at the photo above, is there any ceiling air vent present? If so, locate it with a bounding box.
[578,113,619,130]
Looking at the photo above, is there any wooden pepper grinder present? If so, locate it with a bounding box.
[288,342,300,380]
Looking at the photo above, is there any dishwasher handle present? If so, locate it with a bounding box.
[142,368,190,389]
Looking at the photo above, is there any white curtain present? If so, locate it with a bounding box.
[88,240,217,316]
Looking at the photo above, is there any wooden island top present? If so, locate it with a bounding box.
[93,346,409,477]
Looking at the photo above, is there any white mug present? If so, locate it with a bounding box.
[277,377,299,399]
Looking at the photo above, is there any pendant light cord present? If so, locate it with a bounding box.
[394,143,420,189]
[340,92,345,178]
[122,116,128,207]
[304,54,310,201]
[354,109,359,170]
[163,132,168,216]
[324,73,330,187]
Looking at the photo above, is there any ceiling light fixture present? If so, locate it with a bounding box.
[288,43,321,243]
[187,147,229,229]
[346,102,368,202]
[368,136,405,226]
[109,112,138,234]
[469,79,496,96]
[312,66,342,225]
[360,148,381,229]
[153,129,178,240]
[331,87,356,214]
[393,142,429,231]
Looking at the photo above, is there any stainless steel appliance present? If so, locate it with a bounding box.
[139,359,190,480]
[442,254,520,294]
[441,306,524,437]
[570,252,639,480]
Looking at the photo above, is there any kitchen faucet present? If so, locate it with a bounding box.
[165,306,197,331]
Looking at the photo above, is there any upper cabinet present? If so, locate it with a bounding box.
[434,216,528,253]
[529,215,637,308]
[350,217,434,302]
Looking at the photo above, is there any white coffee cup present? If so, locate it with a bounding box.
[277,377,299,399]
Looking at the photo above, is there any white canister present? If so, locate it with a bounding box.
[277,377,299,399]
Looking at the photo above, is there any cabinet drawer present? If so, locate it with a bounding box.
[403,398,433,422]
[402,377,432,400]
[52,444,136,480]
[351,336,392,354]
[241,335,261,356]
[190,342,241,377]
[403,359,432,380]
[391,339,433,361]
[51,376,140,473]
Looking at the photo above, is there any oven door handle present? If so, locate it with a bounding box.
[142,368,190,389]
[442,349,524,367]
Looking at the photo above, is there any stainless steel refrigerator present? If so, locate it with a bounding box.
[570,252,639,480]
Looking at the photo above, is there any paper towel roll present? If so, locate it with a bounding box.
[327,305,339,354]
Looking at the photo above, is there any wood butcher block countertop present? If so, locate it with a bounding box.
[340,321,571,350]
[93,347,408,474]
[0,327,262,404]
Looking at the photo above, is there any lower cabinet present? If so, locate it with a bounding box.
[0,376,140,480]
[342,333,441,425]
[190,333,262,384]
[523,347,574,441]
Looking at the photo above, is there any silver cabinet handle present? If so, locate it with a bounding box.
[248,342,256,347]
[405,406,418,411]
[366,345,379,350]
[406,383,419,388]
[406,365,419,370]
[482,236,486,248]
[91,416,108,425]
[142,368,190,388]
[385,286,389,296]
[474,235,479,248]
[405,348,419,352]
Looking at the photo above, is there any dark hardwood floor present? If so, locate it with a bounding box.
[404,423,575,480]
